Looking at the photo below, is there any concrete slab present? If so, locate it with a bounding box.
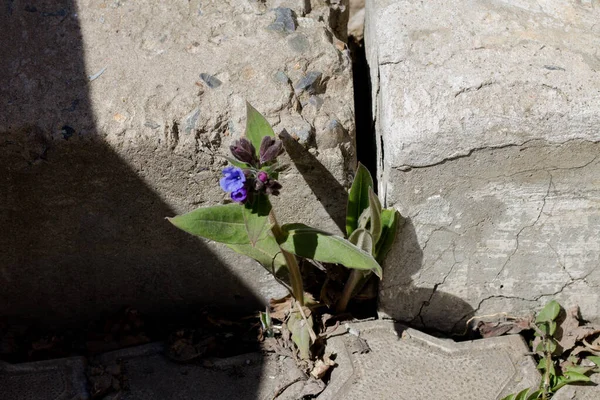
[365,0,600,332]
[0,357,88,400]
[319,320,540,400]
[92,342,320,400]
[0,322,541,400]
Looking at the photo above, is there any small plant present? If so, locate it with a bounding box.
[167,103,399,360]
[501,300,600,400]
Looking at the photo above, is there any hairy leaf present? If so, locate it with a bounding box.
[346,163,374,237]
[536,300,561,323]
[242,193,272,246]
[375,209,402,264]
[348,228,374,254]
[224,156,250,169]
[227,234,287,277]
[368,187,382,244]
[168,204,249,245]
[288,310,313,360]
[280,223,382,278]
[245,102,275,155]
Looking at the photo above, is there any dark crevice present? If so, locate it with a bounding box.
[349,38,378,191]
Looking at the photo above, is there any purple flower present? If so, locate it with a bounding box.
[231,188,248,203]
[220,166,246,193]
[257,171,268,183]
[230,138,257,165]
[259,136,284,165]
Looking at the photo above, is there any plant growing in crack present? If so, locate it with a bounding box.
[499,300,600,400]
[167,103,399,361]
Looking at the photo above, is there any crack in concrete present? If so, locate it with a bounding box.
[379,59,405,66]
[454,80,496,97]
[546,242,575,281]
[392,138,600,171]
[415,244,459,328]
[457,268,596,331]
[492,171,553,282]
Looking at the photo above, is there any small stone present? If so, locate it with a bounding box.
[292,126,313,145]
[273,71,290,85]
[294,71,322,94]
[184,108,200,134]
[267,7,297,34]
[308,95,324,110]
[199,73,222,89]
[287,33,309,53]
[144,120,160,129]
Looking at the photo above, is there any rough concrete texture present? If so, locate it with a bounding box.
[553,372,600,400]
[319,320,540,400]
[365,0,600,332]
[0,323,540,400]
[348,0,365,40]
[92,342,322,400]
[0,357,88,400]
[1,0,354,325]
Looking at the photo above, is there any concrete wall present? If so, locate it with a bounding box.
[1,0,354,326]
[366,0,600,332]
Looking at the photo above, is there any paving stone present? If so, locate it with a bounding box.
[366,0,600,333]
[319,320,540,400]
[0,357,88,400]
[92,342,319,400]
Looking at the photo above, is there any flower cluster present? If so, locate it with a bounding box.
[220,136,284,203]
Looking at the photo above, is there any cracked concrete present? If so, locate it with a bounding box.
[367,0,600,333]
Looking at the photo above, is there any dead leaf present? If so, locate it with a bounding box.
[270,295,295,321]
[310,353,336,379]
[476,316,533,338]
[556,306,583,351]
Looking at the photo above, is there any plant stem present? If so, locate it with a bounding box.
[542,322,552,400]
[337,270,367,313]
[269,211,304,306]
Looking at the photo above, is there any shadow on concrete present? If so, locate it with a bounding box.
[379,217,475,338]
[280,130,347,233]
[0,4,266,395]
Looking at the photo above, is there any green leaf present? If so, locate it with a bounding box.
[553,371,591,391]
[375,209,401,264]
[279,223,383,278]
[242,194,272,246]
[548,320,557,336]
[348,228,374,254]
[563,364,595,375]
[346,162,374,237]
[168,204,249,245]
[587,355,600,366]
[563,371,592,383]
[357,206,371,230]
[245,102,275,155]
[500,394,516,400]
[224,156,250,169]
[227,234,287,277]
[368,187,382,244]
[536,300,561,323]
[288,310,313,360]
[526,390,542,400]
[514,388,533,400]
